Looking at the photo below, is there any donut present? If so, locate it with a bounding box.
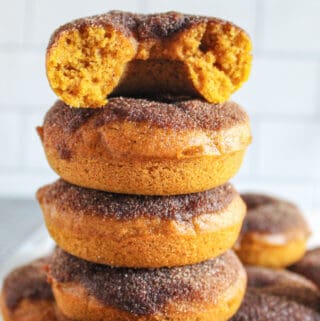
[0,257,55,321]
[46,11,252,108]
[234,193,310,267]
[48,248,246,321]
[289,247,320,288]
[37,179,246,268]
[37,97,251,195]
[246,266,320,311]
[231,266,320,321]
[230,289,320,321]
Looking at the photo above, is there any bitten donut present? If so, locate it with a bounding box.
[0,257,55,321]
[289,247,320,288]
[49,248,247,321]
[37,179,246,268]
[234,193,310,267]
[46,11,252,108]
[37,97,251,195]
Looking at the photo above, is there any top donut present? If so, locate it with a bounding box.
[46,11,252,108]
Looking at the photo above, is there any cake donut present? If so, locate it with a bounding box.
[46,11,252,108]
[246,266,320,311]
[230,289,320,321]
[234,193,310,267]
[289,247,320,288]
[37,97,251,195]
[49,248,247,321]
[0,257,56,321]
[231,266,320,320]
[37,179,246,268]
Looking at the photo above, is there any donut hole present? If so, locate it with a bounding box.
[113,59,198,97]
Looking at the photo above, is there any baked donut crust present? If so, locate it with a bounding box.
[234,193,310,268]
[289,247,320,288]
[37,179,246,267]
[37,97,251,195]
[46,11,252,107]
[0,258,56,321]
[49,249,247,321]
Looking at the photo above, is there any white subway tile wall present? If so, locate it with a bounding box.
[0,113,22,167]
[261,0,320,54]
[0,52,55,108]
[233,57,319,116]
[0,0,27,45]
[0,0,319,220]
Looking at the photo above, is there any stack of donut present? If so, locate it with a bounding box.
[2,10,281,321]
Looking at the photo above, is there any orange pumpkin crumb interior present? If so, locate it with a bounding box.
[46,16,252,108]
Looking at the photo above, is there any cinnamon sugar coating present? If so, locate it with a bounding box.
[289,248,320,288]
[2,257,53,311]
[240,193,310,239]
[50,248,242,315]
[44,97,248,133]
[230,290,320,321]
[37,179,237,221]
[246,266,320,311]
[48,11,237,47]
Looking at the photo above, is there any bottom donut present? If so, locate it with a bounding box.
[49,248,246,321]
[1,251,247,321]
[2,254,320,321]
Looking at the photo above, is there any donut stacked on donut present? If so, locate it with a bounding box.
[2,10,255,321]
[37,97,251,195]
[37,180,246,268]
[46,11,252,108]
[35,95,251,271]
